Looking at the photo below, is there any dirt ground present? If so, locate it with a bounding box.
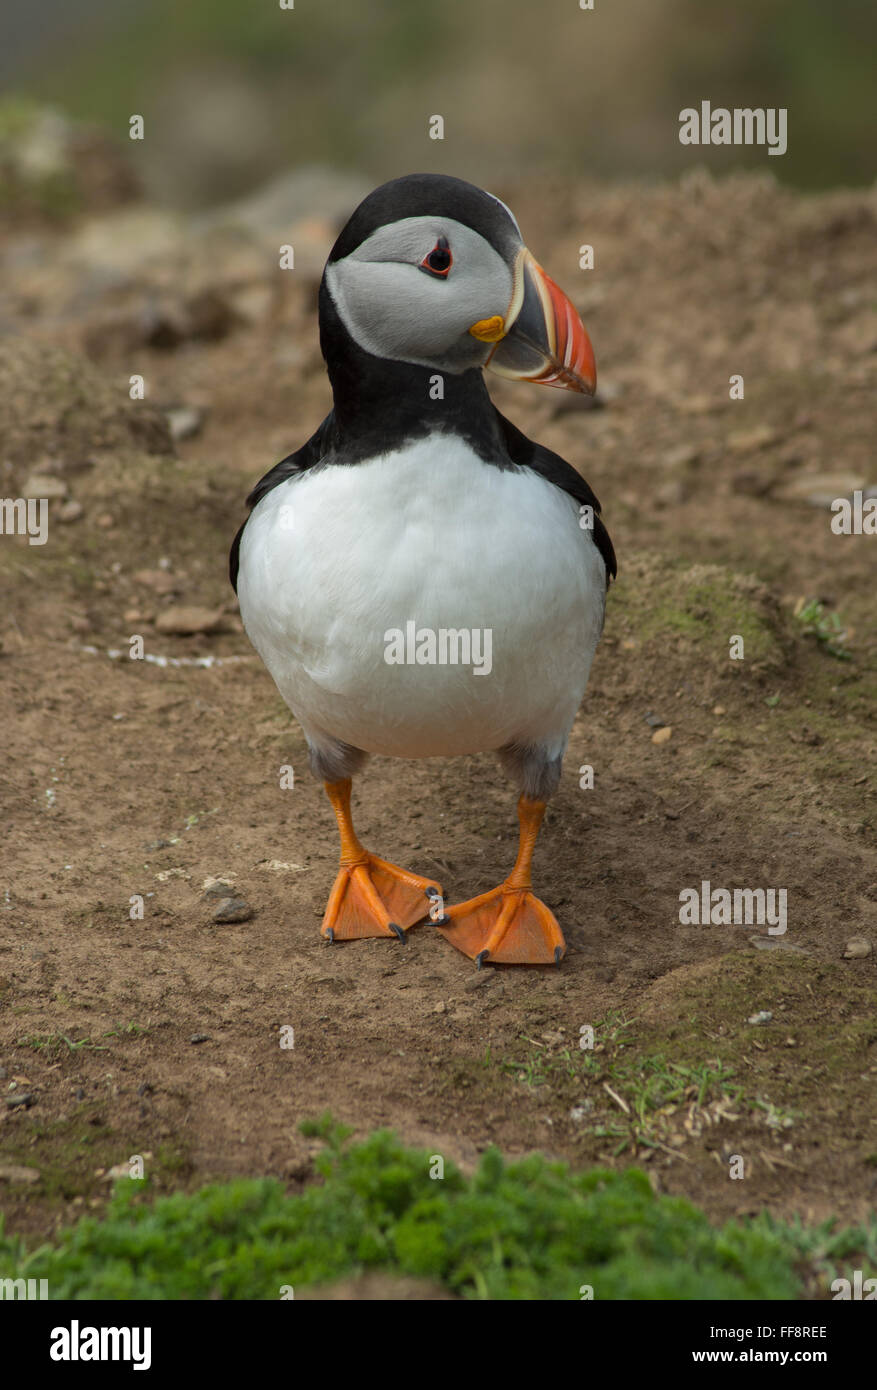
[1,166,875,1263]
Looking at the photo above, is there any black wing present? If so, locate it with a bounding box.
[494,409,617,583]
[229,412,333,593]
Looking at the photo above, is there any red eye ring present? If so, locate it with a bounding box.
[419,236,452,277]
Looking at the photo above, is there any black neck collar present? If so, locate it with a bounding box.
[318,278,507,465]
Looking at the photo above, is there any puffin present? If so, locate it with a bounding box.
[230,174,615,967]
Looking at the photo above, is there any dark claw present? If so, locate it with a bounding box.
[424,886,440,899]
[434,915,451,927]
[475,949,490,970]
[390,923,406,943]
[554,946,563,965]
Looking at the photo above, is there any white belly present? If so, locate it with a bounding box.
[237,435,606,758]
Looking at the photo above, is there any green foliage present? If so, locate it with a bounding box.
[496,1015,777,1159]
[794,599,852,661]
[0,1122,820,1300]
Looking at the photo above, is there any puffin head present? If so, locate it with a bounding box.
[321,173,596,395]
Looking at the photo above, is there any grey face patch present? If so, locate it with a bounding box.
[325,215,517,374]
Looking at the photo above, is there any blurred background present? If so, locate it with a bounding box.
[1,0,875,215]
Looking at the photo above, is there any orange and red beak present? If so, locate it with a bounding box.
[478,248,596,395]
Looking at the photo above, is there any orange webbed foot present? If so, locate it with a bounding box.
[437,883,565,966]
[321,853,443,943]
[435,794,566,966]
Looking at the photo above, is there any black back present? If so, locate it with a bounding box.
[495,411,617,582]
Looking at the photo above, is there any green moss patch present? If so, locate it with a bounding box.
[2,1118,874,1300]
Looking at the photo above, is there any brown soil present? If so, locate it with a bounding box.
[1,170,875,1251]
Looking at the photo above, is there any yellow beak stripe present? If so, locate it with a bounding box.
[468,315,506,342]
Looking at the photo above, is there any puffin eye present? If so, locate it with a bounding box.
[419,236,452,278]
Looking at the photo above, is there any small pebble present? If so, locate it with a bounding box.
[134,569,177,595]
[202,881,236,901]
[569,1101,593,1123]
[749,936,808,954]
[23,473,67,499]
[105,1163,134,1182]
[747,1011,773,1026]
[728,425,777,454]
[165,405,204,441]
[212,896,253,924]
[662,444,700,469]
[777,471,864,508]
[0,1164,40,1183]
[190,1033,211,1045]
[156,605,224,635]
[843,937,872,959]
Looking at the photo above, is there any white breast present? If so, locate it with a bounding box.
[236,435,606,759]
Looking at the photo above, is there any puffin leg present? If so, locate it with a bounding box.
[437,796,566,967]
[320,779,443,943]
